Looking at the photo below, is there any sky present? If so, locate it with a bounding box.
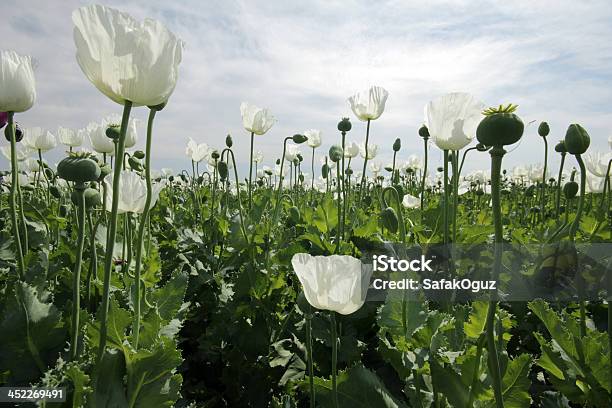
[2,0,612,178]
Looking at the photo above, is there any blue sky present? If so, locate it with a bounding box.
[2,0,612,176]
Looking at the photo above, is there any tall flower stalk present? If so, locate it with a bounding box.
[132,106,160,349]
[6,113,25,278]
[98,101,132,359]
[476,103,525,408]
[419,125,430,215]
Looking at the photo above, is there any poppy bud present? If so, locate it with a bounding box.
[218,161,228,180]
[563,181,579,199]
[211,150,220,160]
[4,123,24,142]
[44,168,54,180]
[337,117,352,132]
[564,124,590,155]
[538,122,550,137]
[321,163,329,179]
[393,138,401,152]
[329,145,343,163]
[128,157,142,171]
[292,134,307,144]
[418,125,429,138]
[133,150,145,159]
[380,207,399,233]
[225,134,233,148]
[98,164,112,181]
[554,140,567,153]
[105,125,120,140]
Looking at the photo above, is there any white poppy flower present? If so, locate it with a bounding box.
[240,102,275,135]
[291,253,372,315]
[425,92,484,151]
[304,129,322,148]
[402,193,420,209]
[285,145,300,162]
[344,142,359,159]
[369,162,381,175]
[1,145,31,162]
[87,121,114,155]
[186,137,209,163]
[58,126,83,147]
[104,171,165,214]
[359,142,378,159]
[253,150,264,164]
[347,86,389,122]
[72,4,183,106]
[406,154,423,170]
[0,50,36,112]
[23,127,57,152]
[584,151,612,177]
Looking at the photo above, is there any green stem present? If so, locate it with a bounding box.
[420,137,429,217]
[336,161,342,254]
[6,112,25,279]
[487,145,505,408]
[443,150,450,244]
[306,314,315,408]
[331,311,339,408]
[541,136,548,216]
[572,154,587,337]
[98,101,133,361]
[132,108,157,349]
[452,151,459,243]
[248,131,254,211]
[359,119,371,199]
[70,185,86,360]
[555,153,566,217]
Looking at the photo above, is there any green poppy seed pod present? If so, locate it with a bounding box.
[437,166,443,172]
[297,153,303,162]
[197,176,204,184]
[105,125,120,140]
[418,125,429,138]
[393,138,401,152]
[346,168,353,176]
[276,158,281,165]
[321,163,329,178]
[564,124,590,155]
[98,163,111,181]
[384,166,393,172]
[179,174,187,183]
[380,207,399,233]
[225,134,233,148]
[4,124,24,143]
[71,187,102,209]
[563,181,579,199]
[128,156,142,171]
[168,175,174,182]
[554,140,567,153]
[57,156,101,184]
[49,185,61,199]
[476,112,524,146]
[218,161,229,180]
[265,169,273,176]
[538,121,550,137]
[329,145,343,163]
[211,150,220,160]
[133,150,145,159]
[256,179,264,187]
[337,117,352,132]
[292,134,308,144]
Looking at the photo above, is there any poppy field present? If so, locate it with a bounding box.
[1,3,612,408]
